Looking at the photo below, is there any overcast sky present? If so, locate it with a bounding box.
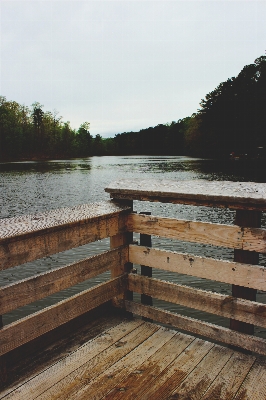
[1,1,265,137]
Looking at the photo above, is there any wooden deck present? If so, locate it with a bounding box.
[1,179,266,399]
[1,317,266,400]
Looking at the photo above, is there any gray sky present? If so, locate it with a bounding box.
[1,1,265,137]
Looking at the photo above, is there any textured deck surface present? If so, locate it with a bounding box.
[1,318,266,400]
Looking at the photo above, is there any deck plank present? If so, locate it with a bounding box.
[1,319,266,400]
[135,338,214,399]
[37,321,159,400]
[234,358,266,400]
[72,326,177,400]
[167,345,234,399]
[103,331,195,400]
[201,351,255,400]
[1,320,144,399]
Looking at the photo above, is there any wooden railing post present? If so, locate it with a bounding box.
[139,212,153,322]
[230,209,261,335]
[139,212,153,306]
[110,200,133,306]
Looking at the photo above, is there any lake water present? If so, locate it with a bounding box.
[1,156,266,337]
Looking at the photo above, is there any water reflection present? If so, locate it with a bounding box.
[0,159,92,173]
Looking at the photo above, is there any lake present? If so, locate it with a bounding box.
[1,156,266,337]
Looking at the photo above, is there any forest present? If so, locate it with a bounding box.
[0,55,265,161]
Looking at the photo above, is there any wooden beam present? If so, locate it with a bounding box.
[128,274,266,328]
[129,245,266,290]
[0,246,129,315]
[123,301,266,355]
[0,201,130,271]
[230,209,261,336]
[110,199,133,305]
[139,212,153,313]
[126,214,266,253]
[0,275,127,356]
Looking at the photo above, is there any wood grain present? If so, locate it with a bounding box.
[103,331,195,400]
[105,179,266,210]
[0,246,128,315]
[0,319,145,399]
[234,359,266,400]
[201,351,255,400]
[0,275,127,356]
[126,214,266,253]
[124,301,266,355]
[129,245,266,290]
[72,326,177,399]
[128,274,266,328]
[132,338,214,399]
[165,345,234,399]
[0,201,130,271]
[36,322,159,400]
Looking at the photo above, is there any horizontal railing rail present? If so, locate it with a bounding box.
[129,245,266,290]
[0,275,127,357]
[126,213,266,253]
[0,246,128,316]
[122,300,266,355]
[0,201,130,271]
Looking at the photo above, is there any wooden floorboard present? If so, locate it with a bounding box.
[1,318,266,400]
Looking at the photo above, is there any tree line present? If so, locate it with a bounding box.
[0,99,112,160]
[114,55,266,158]
[1,55,265,161]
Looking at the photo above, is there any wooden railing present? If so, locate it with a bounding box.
[0,201,132,357]
[1,179,266,364]
[106,179,266,355]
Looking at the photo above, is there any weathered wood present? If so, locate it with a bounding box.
[129,245,266,290]
[0,275,127,356]
[1,319,264,400]
[124,301,266,355]
[165,345,234,399]
[0,246,129,315]
[70,326,177,399]
[201,351,256,400]
[139,212,153,317]
[126,213,266,253]
[0,201,130,271]
[105,179,266,211]
[128,274,266,328]
[110,235,132,279]
[0,319,145,399]
[234,359,266,400]
[0,304,120,393]
[110,200,133,305]
[104,331,195,400]
[132,337,214,399]
[36,322,159,400]
[231,209,261,336]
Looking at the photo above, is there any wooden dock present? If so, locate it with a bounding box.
[1,179,266,399]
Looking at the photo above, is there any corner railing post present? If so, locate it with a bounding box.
[140,212,153,322]
[110,200,133,310]
[230,209,261,335]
